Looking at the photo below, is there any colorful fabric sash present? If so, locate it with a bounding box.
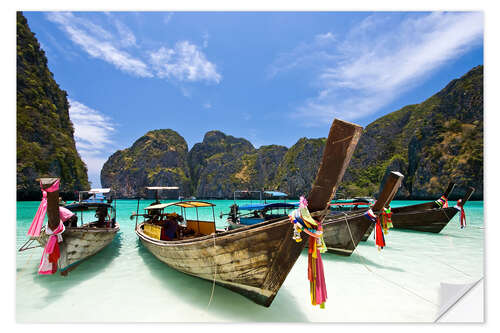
[364,209,376,222]
[288,196,327,308]
[381,207,393,234]
[38,222,65,275]
[455,199,466,228]
[27,179,60,237]
[435,195,448,208]
[374,216,386,250]
[364,208,385,250]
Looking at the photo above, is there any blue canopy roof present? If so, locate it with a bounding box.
[263,191,288,197]
[239,202,297,211]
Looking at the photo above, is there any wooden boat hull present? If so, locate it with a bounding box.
[322,210,371,256]
[361,223,374,241]
[136,219,304,307]
[361,206,459,240]
[390,207,459,233]
[36,224,120,272]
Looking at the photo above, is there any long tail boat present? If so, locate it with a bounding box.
[19,179,120,275]
[362,183,474,239]
[134,118,363,307]
[321,171,404,256]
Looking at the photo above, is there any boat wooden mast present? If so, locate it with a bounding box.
[461,187,475,204]
[443,182,457,198]
[372,171,404,212]
[40,177,60,231]
[307,119,363,214]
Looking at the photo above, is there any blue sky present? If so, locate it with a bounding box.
[22,11,483,188]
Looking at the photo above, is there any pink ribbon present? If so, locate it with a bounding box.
[27,179,60,237]
[38,222,65,275]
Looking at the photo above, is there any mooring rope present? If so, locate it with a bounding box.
[207,232,217,308]
[428,255,473,278]
[16,250,35,280]
[342,212,439,307]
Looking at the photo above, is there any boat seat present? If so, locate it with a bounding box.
[186,220,215,236]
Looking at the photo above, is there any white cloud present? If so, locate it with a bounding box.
[114,19,137,47]
[46,12,221,86]
[46,12,152,78]
[271,12,484,125]
[150,41,222,83]
[68,99,116,180]
[203,102,212,109]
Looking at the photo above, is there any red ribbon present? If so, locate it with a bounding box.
[456,199,466,228]
[374,217,386,249]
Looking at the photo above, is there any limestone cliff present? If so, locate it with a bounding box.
[17,12,89,200]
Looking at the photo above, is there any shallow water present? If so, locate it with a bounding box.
[16,199,483,322]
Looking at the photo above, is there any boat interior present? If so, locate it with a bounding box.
[138,200,218,241]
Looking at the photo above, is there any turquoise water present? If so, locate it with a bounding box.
[16,199,484,322]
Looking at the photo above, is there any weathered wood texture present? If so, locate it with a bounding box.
[40,177,60,231]
[372,171,404,211]
[137,218,300,306]
[307,119,363,213]
[136,118,363,307]
[37,224,120,272]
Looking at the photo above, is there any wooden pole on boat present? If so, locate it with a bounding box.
[135,197,140,229]
[461,187,475,205]
[372,171,404,212]
[307,119,363,213]
[40,177,60,231]
[443,182,456,198]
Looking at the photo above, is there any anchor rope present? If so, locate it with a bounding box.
[16,250,35,280]
[342,212,439,307]
[428,255,472,278]
[207,232,217,308]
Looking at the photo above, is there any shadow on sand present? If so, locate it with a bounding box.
[30,232,123,304]
[135,239,309,322]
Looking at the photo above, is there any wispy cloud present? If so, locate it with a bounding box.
[45,12,221,86]
[203,102,212,109]
[150,41,222,83]
[113,19,137,48]
[164,12,173,24]
[270,12,483,125]
[46,12,152,77]
[69,99,116,183]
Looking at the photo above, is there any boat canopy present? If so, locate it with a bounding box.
[264,191,288,197]
[239,202,297,211]
[65,202,112,211]
[88,188,111,194]
[145,200,215,210]
[146,186,179,190]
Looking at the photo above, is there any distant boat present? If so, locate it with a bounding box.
[131,118,363,307]
[223,190,296,230]
[362,183,474,240]
[329,197,374,212]
[20,181,120,275]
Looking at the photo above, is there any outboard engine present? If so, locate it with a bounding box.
[229,204,239,223]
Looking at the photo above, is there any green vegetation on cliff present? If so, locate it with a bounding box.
[101,129,191,198]
[342,65,483,199]
[17,12,89,200]
[100,66,483,200]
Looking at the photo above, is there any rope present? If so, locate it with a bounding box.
[428,256,472,277]
[341,213,439,307]
[16,250,35,280]
[207,233,217,307]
